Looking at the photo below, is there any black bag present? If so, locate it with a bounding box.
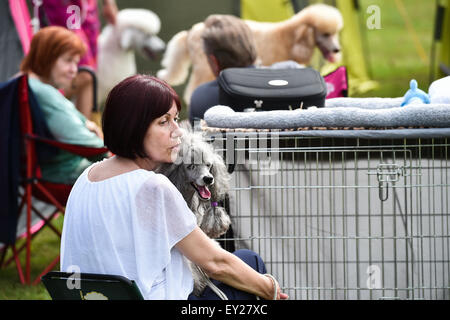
[218,67,327,112]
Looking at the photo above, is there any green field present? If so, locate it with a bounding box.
[355,0,436,97]
[0,0,440,300]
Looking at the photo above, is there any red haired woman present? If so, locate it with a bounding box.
[20,26,105,184]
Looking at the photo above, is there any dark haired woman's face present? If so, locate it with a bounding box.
[142,102,182,165]
[48,51,79,89]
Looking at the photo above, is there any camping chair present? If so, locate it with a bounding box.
[42,271,144,300]
[0,74,108,285]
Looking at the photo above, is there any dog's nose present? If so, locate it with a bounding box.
[333,47,340,53]
[203,176,214,185]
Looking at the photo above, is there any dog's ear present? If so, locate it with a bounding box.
[291,24,315,63]
[210,153,230,200]
[155,162,175,176]
[155,162,183,184]
[156,162,192,197]
[294,24,315,47]
[178,120,193,132]
[120,29,134,50]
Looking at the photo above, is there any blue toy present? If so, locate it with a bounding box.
[401,79,430,106]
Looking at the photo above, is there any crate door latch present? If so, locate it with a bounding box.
[371,163,405,201]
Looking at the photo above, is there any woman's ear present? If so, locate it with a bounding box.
[206,54,221,77]
[120,29,134,50]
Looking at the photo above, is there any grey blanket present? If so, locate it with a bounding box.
[204,99,450,130]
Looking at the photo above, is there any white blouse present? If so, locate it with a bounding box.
[60,163,197,299]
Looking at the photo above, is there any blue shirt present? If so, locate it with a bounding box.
[28,77,105,184]
[189,79,220,125]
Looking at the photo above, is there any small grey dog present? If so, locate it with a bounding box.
[156,122,231,296]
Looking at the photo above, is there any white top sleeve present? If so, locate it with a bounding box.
[136,176,197,247]
[134,175,197,270]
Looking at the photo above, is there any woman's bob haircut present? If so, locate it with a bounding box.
[102,74,181,159]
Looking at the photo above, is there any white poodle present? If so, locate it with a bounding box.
[97,9,165,107]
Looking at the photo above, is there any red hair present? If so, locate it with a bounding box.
[20,26,86,78]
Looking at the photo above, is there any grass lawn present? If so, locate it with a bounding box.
[0,0,439,300]
[0,216,63,300]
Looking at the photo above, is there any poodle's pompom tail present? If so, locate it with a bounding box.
[157,30,191,85]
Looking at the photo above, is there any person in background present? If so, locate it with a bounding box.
[189,14,257,125]
[20,26,106,184]
[38,0,118,119]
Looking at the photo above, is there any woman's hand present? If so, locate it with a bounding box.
[264,274,289,300]
[85,120,103,139]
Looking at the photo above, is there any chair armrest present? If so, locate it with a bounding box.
[26,133,108,157]
[78,66,98,112]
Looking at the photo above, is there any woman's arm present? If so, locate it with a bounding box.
[176,226,288,300]
[102,0,118,25]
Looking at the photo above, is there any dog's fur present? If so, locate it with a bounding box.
[97,9,165,106]
[157,4,343,104]
[156,122,231,295]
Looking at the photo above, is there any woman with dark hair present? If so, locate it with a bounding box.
[61,74,288,300]
[20,26,105,184]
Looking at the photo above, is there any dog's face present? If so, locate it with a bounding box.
[174,133,223,202]
[291,4,343,64]
[310,5,343,63]
[157,127,230,204]
[120,27,166,60]
[117,9,166,60]
[185,162,214,201]
[314,30,341,63]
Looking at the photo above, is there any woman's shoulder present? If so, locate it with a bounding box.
[28,77,71,109]
[28,77,59,96]
[142,172,175,189]
[138,172,182,198]
[92,167,173,193]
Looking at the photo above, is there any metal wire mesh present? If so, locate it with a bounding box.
[210,132,450,300]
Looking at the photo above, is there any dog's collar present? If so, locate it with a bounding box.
[211,201,219,207]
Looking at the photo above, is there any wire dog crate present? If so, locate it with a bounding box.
[206,129,450,300]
